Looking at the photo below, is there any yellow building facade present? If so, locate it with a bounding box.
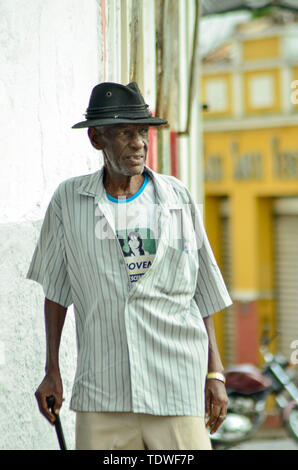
[201,21,298,367]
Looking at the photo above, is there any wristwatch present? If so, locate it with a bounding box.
[206,372,226,384]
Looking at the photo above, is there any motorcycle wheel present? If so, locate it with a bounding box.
[285,406,298,443]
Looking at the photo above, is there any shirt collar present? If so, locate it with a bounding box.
[76,165,180,207]
[76,167,105,200]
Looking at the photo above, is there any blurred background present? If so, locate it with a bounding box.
[0,0,298,450]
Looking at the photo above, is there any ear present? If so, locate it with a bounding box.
[88,127,105,150]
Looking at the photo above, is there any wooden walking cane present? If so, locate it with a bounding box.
[46,395,67,450]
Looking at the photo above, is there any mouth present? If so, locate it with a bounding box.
[126,155,144,164]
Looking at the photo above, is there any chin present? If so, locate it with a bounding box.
[127,164,145,176]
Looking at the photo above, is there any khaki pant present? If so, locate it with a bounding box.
[75,411,212,450]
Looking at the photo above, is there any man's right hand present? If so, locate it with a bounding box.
[35,371,63,425]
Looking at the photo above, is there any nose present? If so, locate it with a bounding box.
[129,132,145,150]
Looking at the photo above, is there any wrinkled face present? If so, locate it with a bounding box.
[89,124,149,177]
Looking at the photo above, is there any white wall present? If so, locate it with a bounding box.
[0,0,103,450]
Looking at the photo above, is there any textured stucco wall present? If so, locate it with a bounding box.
[0,0,103,450]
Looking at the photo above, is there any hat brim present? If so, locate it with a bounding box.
[72,117,168,129]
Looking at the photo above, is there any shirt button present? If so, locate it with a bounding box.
[119,259,124,265]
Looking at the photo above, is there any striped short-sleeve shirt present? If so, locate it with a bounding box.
[26,165,232,416]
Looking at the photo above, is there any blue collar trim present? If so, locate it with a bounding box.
[106,172,149,203]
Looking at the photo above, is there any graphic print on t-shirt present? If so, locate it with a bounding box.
[117,228,156,283]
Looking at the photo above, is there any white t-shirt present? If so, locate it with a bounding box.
[105,173,157,283]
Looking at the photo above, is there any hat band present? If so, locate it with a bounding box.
[85,104,151,120]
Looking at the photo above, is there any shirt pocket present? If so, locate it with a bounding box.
[156,244,198,298]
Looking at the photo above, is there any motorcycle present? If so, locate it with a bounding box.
[210,331,298,449]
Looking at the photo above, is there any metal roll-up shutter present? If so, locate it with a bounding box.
[274,197,298,360]
[220,198,235,367]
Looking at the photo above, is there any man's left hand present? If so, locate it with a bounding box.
[205,379,228,435]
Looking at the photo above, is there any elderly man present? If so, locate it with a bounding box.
[27,81,232,450]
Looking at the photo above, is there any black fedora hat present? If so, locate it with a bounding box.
[72,81,167,128]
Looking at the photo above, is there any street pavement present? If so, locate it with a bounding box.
[230,437,298,450]
[226,428,298,450]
